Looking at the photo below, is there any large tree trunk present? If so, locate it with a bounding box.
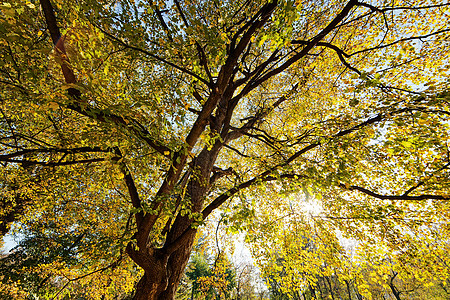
[127,213,200,300]
[128,231,197,300]
[132,273,161,300]
[131,249,194,300]
[130,148,218,299]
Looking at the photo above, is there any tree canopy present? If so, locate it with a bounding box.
[0,0,449,299]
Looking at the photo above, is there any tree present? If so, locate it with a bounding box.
[1,0,450,299]
[186,253,213,299]
[187,252,236,299]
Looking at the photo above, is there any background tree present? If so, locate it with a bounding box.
[186,253,213,299]
[1,0,450,299]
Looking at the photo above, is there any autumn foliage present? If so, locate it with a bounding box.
[1,0,450,299]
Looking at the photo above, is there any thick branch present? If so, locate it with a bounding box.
[0,158,105,166]
[249,0,358,91]
[121,164,144,226]
[66,104,171,156]
[39,0,171,156]
[39,0,79,97]
[202,173,303,219]
[216,1,278,89]
[176,1,278,154]
[340,184,448,201]
[210,166,237,184]
[0,146,110,160]
[139,4,282,240]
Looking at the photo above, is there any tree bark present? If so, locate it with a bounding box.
[127,214,200,300]
[344,280,352,300]
[388,271,402,300]
[128,235,197,300]
[325,276,336,300]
